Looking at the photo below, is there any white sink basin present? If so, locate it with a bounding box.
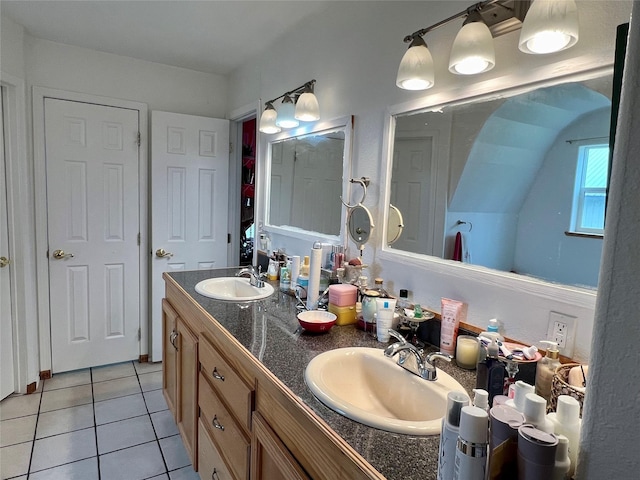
[305,347,467,435]
[195,277,274,301]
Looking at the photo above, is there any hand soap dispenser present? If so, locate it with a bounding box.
[535,340,561,403]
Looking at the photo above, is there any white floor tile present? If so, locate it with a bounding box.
[159,434,191,471]
[94,393,147,425]
[43,369,91,391]
[36,404,94,439]
[144,389,169,413]
[169,465,199,480]
[139,371,163,392]
[0,414,37,447]
[0,392,41,420]
[0,441,32,479]
[30,428,96,472]
[148,474,169,480]
[134,361,163,375]
[40,385,93,413]
[28,457,99,480]
[99,441,165,480]
[93,375,141,402]
[96,415,156,454]
[151,410,179,439]
[92,362,136,383]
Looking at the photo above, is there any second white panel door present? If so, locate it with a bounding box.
[151,111,230,361]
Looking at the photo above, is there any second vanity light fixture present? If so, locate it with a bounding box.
[396,0,579,90]
[259,80,320,134]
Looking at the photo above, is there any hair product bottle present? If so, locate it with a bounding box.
[438,391,470,480]
[453,406,489,480]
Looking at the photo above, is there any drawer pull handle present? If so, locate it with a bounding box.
[212,368,225,381]
[212,415,225,431]
[212,468,219,480]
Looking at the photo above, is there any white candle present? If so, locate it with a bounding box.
[456,335,479,369]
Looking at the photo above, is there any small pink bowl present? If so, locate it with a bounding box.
[297,310,337,333]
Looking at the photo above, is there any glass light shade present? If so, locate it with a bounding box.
[396,36,434,90]
[275,96,299,128]
[449,21,495,75]
[259,106,281,134]
[519,0,579,54]
[295,92,320,122]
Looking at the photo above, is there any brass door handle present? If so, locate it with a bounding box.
[0,256,10,268]
[52,249,74,260]
[155,248,173,258]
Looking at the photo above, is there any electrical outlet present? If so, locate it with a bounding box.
[547,312,577,357]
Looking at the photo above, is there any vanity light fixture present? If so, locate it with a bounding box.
[259,80,319,133]
[275,94,299,128]
[518,0,579,54]
[449,8,495,75]
[258,102,281,134]
[396,0,579,90]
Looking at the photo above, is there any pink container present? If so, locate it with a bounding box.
[328,284,358,307]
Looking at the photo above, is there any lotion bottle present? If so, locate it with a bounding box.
[546,395,581,478]
[535,340,561,403]
[438,391,470,480]
[453,406,489,480]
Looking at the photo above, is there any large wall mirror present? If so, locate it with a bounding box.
[382,69,613,290]
[265,116,353,241]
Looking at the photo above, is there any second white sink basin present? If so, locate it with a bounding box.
[195,277,274,301]
[305,347,467,435]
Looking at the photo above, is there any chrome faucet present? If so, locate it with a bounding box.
[236,265,266,288]
[384,329,452,381]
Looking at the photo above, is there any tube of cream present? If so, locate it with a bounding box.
[375,297,397,342]
[440,298,467,356]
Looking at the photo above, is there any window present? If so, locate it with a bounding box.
[570,144,609,235]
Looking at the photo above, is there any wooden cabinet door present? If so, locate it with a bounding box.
[177,317,199,468]
[162,299,178,417]
[251,413,310,480]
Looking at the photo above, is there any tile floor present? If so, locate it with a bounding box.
[0,361,199,480]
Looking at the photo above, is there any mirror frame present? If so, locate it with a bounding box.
[378,66,613,308]
[262,115,354,244]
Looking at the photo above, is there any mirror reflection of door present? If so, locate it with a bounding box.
[269,132,344,236]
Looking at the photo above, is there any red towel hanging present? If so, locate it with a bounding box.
[452,232,462,262]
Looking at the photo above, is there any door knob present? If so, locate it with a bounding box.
[52,249,74,260]
[155,248,173,258]
[0,256,10,268]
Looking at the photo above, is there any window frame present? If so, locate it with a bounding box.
[570,143,609,236]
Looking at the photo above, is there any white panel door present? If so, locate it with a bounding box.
[151,111,230,361]
[45,98,140,373]
[390,137,436,256]
[0,91,15,399]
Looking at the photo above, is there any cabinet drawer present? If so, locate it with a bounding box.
[198,418,235,480]
[199,335,253,432]
[199,372,250,480]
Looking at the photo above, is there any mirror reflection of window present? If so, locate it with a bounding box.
[570,144,609,235]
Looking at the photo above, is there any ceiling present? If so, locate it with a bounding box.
[1,0,334,75]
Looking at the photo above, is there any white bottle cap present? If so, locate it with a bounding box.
[459,406,489,444]
[505,380,534,412]
[556,395,581,425]
[555,434,570,461]
[523,392,547,427]
[472,388,489,411]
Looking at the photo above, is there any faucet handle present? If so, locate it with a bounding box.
[425,352,452,367]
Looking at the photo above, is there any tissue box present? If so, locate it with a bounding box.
[328,284,358,307]
[328,303,357,325]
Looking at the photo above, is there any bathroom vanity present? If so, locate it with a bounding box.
[162,268,475,480]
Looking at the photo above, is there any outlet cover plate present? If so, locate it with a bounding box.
[547,311,577,358]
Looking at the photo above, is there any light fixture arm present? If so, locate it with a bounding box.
[264,80,316,107]
[402,0,501,43]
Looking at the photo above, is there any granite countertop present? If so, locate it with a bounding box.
[168,268,477,480]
